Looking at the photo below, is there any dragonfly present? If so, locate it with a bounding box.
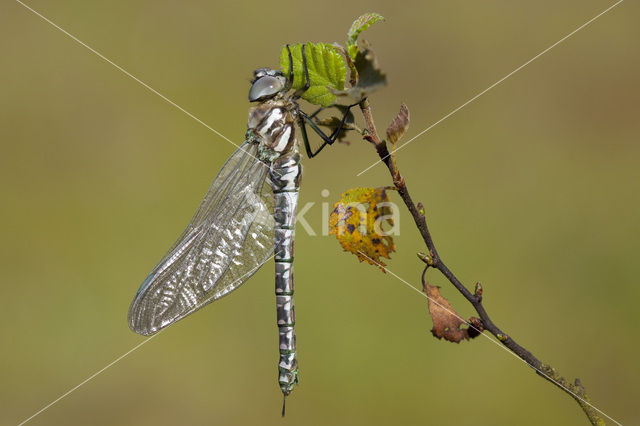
[128,45,356,412]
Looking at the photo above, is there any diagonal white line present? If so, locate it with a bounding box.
[357,250,623,425]
[16,334,160,426]
[16,256,274,425]
[11,0,625,424]
[13,3,273,423]
[356,0,624,176]
[15,0,240,150]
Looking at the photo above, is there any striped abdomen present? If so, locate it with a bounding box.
[248,98,301,398]
[270,152,301,396]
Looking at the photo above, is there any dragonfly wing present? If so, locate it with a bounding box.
[129,142,275,335]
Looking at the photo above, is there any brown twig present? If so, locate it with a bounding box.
[358,98,606,426]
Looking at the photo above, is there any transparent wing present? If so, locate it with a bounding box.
[128,142,274,335]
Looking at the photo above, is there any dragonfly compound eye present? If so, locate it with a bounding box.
[249,75,286,102]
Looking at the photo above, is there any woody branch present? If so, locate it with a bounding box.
[356,97,605,426]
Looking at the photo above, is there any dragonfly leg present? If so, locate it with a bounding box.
[300,43,311,93]
[292,43,311,99]
[298,100,361,158]
[285,44,294,91]
[298,113,315,158]
[309,106,324,119]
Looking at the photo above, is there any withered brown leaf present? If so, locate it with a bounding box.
[386,103,410,145]
[424,282,481,343]
[331,42,387,101]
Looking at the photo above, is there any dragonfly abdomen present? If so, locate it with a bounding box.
[270,150,301,397]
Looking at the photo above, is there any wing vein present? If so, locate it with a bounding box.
[128,142,275,335]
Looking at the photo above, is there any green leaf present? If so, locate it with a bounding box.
[279,42,346,107]
[346,12,385,59]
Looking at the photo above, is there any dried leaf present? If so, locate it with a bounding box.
[329,187,396,271]
[332,44,387,101]
[386,104,410,145]
[424,282,481,343]
[355,45,387,91]
[387,103,409,170]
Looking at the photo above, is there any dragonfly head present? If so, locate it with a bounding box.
[249,68,287,102]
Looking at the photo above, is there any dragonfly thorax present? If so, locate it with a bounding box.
[247,98,298,163]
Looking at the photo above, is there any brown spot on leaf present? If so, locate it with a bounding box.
[328,187,395,271]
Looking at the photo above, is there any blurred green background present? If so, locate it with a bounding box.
[1,1,638,425]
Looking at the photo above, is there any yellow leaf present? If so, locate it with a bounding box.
[329,187,396,271]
